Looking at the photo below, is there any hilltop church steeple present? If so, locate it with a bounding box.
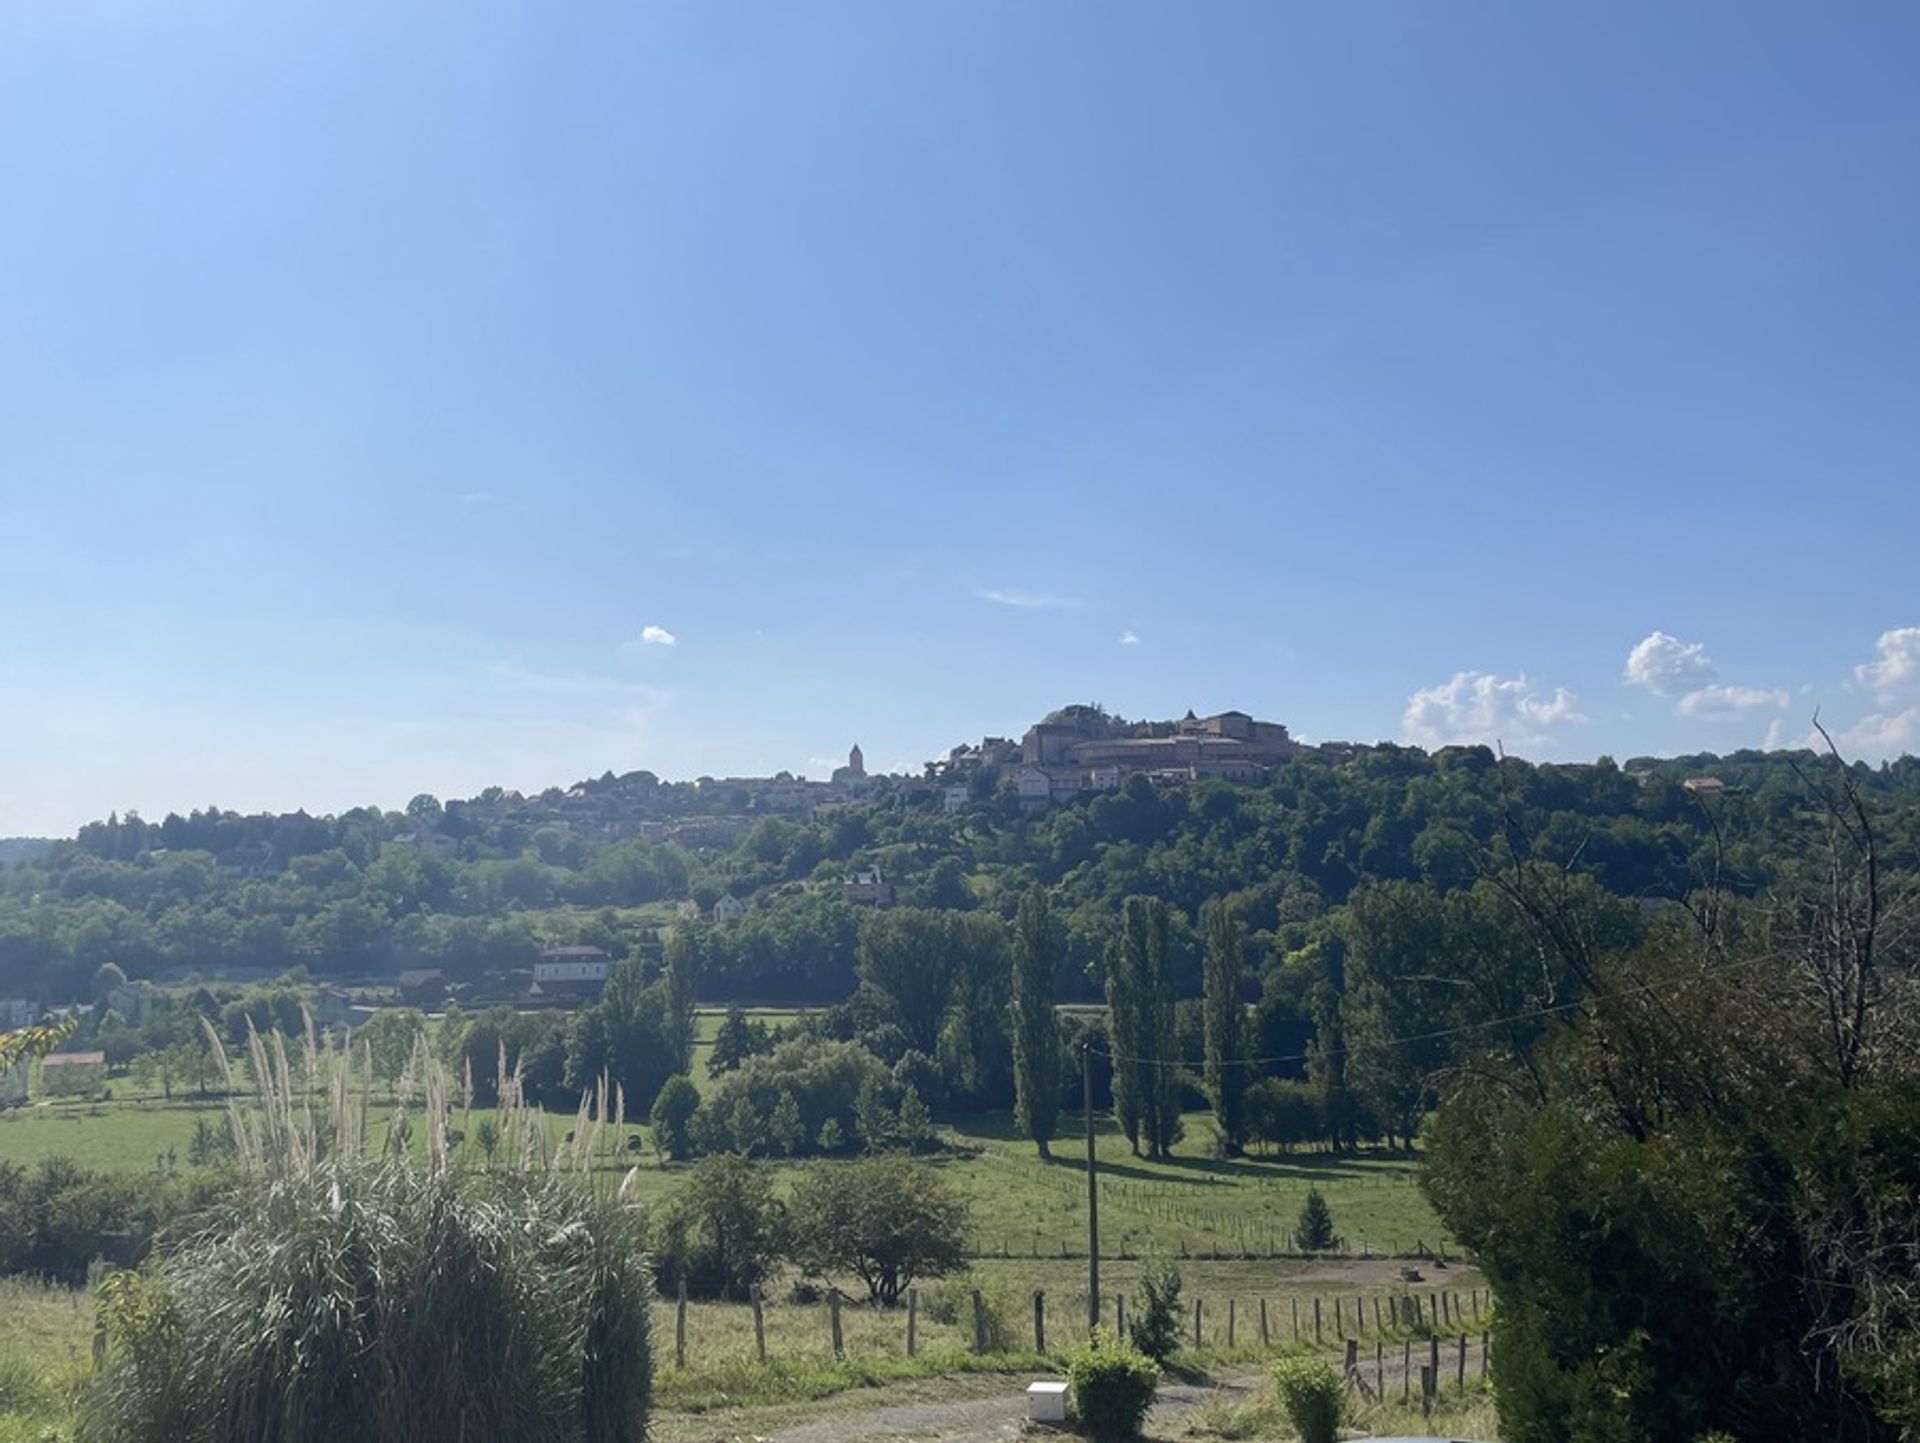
[847,744,864,777]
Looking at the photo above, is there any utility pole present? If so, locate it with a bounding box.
[1083,1039,1100,1333]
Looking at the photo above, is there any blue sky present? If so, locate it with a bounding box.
[3,3,1918,835]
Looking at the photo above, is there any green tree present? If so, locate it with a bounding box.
[662,925,703,1075]
[1112,898,1181,1159]
[1127,1256,1184,1363]
[1200,900,1248,1155]
[895,1085,933,1150]
[1296,1188,1336,1251]
[649,1074,701,1162]
[1010,888,1063,1157]
[854,1073,895,1152]
[788,1153,968,1305]
[355,1007,427,1091]
[855,909,967,1057]
[662,1152,786,1299]
[769,1090,805,1157]
[707,1004,771,1077]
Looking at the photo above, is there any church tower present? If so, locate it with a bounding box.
[848,743,865,777]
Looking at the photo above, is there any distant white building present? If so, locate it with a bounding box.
[712,893,748,924]
[0,999,39,1029]
[943,785,970,814]
[532,947,610,997]
[676,899,701,920]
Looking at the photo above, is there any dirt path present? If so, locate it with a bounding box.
[773,1373,1258,1443]
[653,1371,1261,1443]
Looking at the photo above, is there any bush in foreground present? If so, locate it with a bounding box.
[1066,1328,1158,1439]
[79,1025,652,1443]
[1271,1356,1343,1443]
[79,1161,651,1443]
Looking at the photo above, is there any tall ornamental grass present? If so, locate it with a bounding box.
[78,1020,651,1443]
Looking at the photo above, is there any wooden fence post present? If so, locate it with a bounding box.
[1313,1296,1322,1344]
[1034,1292,1046,1354]
[1421,1365,1436,1418]
[1457,1334,1467,1391]
[1372,1295,1383,1334]
[1343,1338,1358,1388]
[906,1288,917,1357]
[1388,1294,1399,1329]
[1374,1339,1383,1400]
[751,1285,766,1362]
[1259,1298,1269,1347]
[829,1290,844,1359]
[1291,1297,1300,1341]
[1428,1335,1440,1389]
[1401,1339,1412,1402]
[1335,1296,1345,1337]
[1227,1299,1236,1349]
[972,1289,987,1355]
[675,1282,687,1369]
[1482,1331,1490,1377]
[1193,1298,1203,1350]
[1116,1294,1125,1338]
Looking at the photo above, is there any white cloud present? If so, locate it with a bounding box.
[1624,630,1717,695]
[1854,627,1920,703]
[1834,708,1920,761]
[975,588,1084,610]
[638,624,677,646]
[1118,630,1141,646]
[1675,684,1790,718]
[1403,671,1584,751]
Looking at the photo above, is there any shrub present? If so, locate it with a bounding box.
[1127,1256,1184,1363]
[1066,1328,1158,1439]
[695,1038,887,1157]
[1271,1356,1343,1443]
[1296,1187,1336,1251]
[0,1158,221,1285]
[80,1161,652,1443]
[79,1021,652,1443]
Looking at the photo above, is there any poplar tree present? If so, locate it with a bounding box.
[1112,896,1181,1159]
[1010,888,1064,1157]
[1140,898,1181,1159]
[1107,914,1148,1156]
[1201,899,1249,1155]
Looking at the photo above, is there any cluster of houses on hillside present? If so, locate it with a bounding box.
[937,707,1346,812]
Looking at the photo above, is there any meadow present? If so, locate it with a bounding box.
[0,1008,1482,1435]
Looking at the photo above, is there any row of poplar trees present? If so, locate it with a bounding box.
[1008,889,1251,1161]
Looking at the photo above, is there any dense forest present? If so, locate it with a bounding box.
[4,740,1918,1011]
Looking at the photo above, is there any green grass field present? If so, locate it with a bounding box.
[0,1280,91,1443]
[0,1256,1489,1436]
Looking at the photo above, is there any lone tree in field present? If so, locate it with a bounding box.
[1011,887,1064,1157]
[1201,899,1249,1155]
[1297,1187,1336,1251]
[789,1153,968,1306]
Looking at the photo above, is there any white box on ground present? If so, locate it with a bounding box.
[1026,1380,1069,1424]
